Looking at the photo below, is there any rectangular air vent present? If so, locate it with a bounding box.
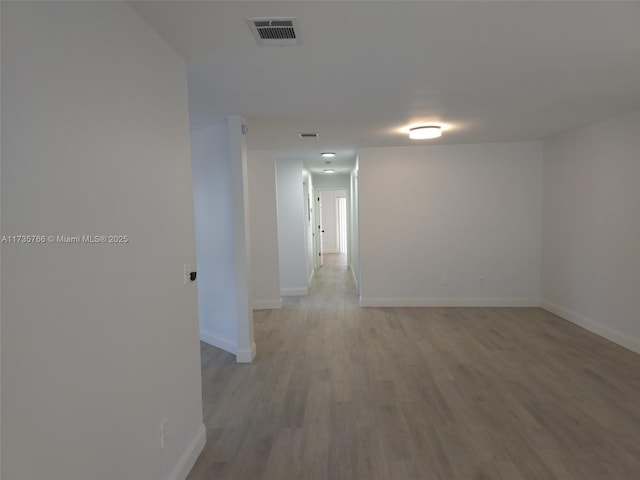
[298,132,319,139]
[247,17,302,46]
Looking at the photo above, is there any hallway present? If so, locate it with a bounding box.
[320,252,348,269]
[284,253,353,309]
[188,261,640,480]
[190,256,361,480]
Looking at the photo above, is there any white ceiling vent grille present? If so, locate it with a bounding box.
[247,17,301,46]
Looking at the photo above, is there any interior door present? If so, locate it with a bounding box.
[315,192,323,268]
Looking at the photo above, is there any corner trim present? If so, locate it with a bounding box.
[281,287,308,297]
[201,331,256,363]
[236,342,256,363]
[200,330,236,355]
[252,299,282,310]
[541,299,640,355]
[349,266,358,289]
[167,423,206,480]
[359,297,540,308]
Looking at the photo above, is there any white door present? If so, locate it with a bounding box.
[336,196,347,253]
[315,191,323,268]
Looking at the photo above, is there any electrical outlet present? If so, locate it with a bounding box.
[479,276,486,286]
[160,419,168,448]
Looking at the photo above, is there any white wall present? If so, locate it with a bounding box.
[312,173,350,190]
[227,116,255,362]
[0,3,3,476]
[191,119,254,362]
[275,158,307,296]
[247,150,281,309]
[349,162,361,290]
[191,122,237,351]
[1,3,204,479]
[542,109,640,354]
[358,142,543,307]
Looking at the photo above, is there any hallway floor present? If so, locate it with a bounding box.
[321,252,348,269]
[187,262,640,480]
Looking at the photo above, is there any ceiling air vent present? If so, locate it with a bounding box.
[247,17,301,46]
[298,132,319,139]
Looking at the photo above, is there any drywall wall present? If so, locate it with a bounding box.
[312,173,350,190]
[226,116,255,362]
[275,158,307,296]
[191,122,238,352]
[192,119,254,361]
[0,3,3,476]
[349,163,360,290]
[358,142,543,306]
[542,109,640,354]
[247,150,281,309]
[1,3,204,479]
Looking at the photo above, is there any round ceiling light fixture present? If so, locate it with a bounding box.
[323,169,336,174]
[409,125,442,140]
[321,152,336,158]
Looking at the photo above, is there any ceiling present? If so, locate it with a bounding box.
[129,1,640,175]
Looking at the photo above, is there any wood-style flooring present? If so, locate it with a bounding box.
[187,254,640,480]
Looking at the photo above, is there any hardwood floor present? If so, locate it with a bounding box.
[321,252,348,269]
[187,264,640,480]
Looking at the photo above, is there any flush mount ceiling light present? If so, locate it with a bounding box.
[409,126,442,140]
[323,169,336,174]
[321,152,336,158]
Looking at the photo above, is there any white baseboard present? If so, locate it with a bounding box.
[252,298,282,310]
[281,287,308,296]
[541,299,640,355]
[236,341,257,363]
[200,330,236,356]
[167,423,206,480]
[359,297,540,308]
[201,331,257,363]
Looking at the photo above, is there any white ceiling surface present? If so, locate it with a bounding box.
[130,1,640,174]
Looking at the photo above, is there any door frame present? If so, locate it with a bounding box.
[313,188,323,269]
[314,187,349,268]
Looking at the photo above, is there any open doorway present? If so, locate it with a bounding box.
[317,189,348,270]
[303,170,359,301]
